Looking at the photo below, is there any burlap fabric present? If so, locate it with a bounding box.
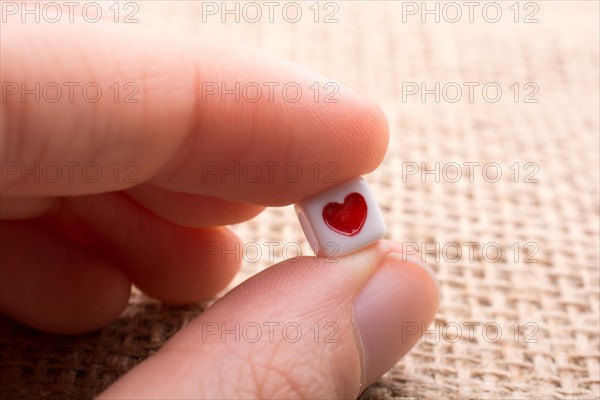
[1,1,599,399]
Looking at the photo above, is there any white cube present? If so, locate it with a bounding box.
[294,177,386,258]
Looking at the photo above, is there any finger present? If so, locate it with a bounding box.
[2,16,388,204]
[98,241,440,399]
[0,221,131,334]
[124,184,264,227]
[44,192,241,304]
[0,196,58,220]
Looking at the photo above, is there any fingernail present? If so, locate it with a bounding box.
[353,251,440,386]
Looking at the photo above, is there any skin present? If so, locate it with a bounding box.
[1,14,439,399]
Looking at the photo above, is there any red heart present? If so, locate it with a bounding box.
[322,192,368,236]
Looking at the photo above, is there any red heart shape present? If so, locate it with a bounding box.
[322,192,368,236]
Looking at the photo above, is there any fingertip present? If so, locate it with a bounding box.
[353,246,440,386]
[348,95,390,172]
[0,221,131,335]
[49,193,243,305]
[126,225,243,305]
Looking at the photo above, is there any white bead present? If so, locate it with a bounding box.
[294,177,386,258]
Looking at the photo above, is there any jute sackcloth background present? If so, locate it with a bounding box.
[1,1,599,399]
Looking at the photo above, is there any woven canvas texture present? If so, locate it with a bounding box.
[1,1,599,399]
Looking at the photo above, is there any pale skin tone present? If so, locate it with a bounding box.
[1,15,439,399]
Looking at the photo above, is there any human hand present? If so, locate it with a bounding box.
[1,17,439,398]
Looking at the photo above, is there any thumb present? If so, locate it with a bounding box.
[98,240,439,399]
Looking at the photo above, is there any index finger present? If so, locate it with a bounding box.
[1,17,388,205]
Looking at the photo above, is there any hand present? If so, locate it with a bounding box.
[1,16,439,398]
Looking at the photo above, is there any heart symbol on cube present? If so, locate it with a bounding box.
[294,177,386,257]
[322,192,367,236]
